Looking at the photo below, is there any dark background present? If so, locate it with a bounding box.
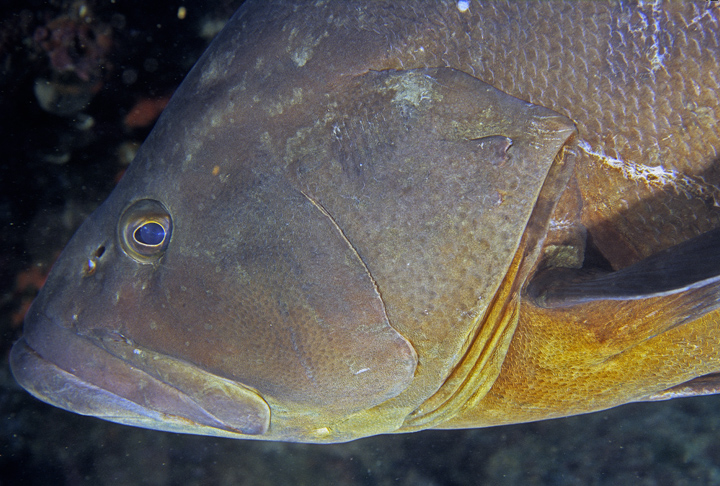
[1,1,720,484]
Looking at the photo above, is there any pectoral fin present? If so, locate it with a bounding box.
[643,373,720,401]
[528,228,720,308]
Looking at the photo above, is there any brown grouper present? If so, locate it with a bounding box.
[10,1,720,442]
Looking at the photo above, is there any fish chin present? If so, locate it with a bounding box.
[10,309,270,438]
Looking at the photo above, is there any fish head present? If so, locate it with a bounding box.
[10,128,420,441]
[10,70,425,441]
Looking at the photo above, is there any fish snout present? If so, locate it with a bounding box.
[10,311,270,437]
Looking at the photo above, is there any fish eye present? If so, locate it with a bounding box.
[119,199,172,263]
[134,221,166,247]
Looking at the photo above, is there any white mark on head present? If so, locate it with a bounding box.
[457,0,470,12]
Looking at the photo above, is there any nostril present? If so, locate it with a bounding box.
[82,244,106,277]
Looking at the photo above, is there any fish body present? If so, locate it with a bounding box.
[10,1,720,442]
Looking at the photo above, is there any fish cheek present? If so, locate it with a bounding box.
[119,175,418,418]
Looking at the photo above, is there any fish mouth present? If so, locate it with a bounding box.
[9,309,270,437]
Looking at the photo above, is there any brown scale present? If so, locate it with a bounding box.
[450,1,720,268]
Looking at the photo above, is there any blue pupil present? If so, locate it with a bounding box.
[134,222,166,246]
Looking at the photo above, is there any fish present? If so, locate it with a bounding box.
[9,0,720,443]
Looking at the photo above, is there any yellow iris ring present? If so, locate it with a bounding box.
[118,199,172,263]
